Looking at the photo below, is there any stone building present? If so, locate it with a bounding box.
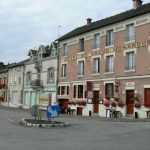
[0,62,8,105]
[7,60,28,107]
[57,0,150,118]
[23,43,58,108]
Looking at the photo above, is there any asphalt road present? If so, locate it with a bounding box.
[0,107,150,150]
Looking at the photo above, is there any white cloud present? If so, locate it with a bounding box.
[0,0,150,64]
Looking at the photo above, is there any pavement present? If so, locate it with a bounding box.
[0,105,150,122]
[1,105,150,150]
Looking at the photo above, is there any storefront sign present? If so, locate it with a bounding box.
[63,39,150,62]
[126,82,135,87]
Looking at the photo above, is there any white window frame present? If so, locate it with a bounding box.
[126,23,135,42]
[93,33,100,49]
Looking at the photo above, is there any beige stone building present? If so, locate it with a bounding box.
[23,43,58,108]
[57,0,150,118]
[7,60,28,107]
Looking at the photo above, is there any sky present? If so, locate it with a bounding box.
[0,0,150,64]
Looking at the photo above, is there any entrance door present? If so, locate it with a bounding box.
[144,88,150,105]
[93,91,99,113]
[126,90,134,115]
[77,107,83,115]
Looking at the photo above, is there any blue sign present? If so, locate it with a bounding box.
[47,105,60,118]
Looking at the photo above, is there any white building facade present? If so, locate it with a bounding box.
[23,43,58,108]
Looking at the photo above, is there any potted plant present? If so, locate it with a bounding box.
[117,101,125,107]
[133,95,141,108]
[104,100,110,107]
[111,101,117,107]
[114,97,120,102]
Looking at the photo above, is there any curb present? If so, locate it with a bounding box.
[21,118,71,128]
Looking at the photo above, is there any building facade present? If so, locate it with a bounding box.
[7,60,28,107]
[0,62,8,105]
[57,0,150,118]
[23,43,58,108]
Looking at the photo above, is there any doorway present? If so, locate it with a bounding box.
[93,91,99,113]
[126,90,134,115]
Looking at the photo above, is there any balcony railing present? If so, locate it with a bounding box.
[30,79,43,89]
[35,60,42,71]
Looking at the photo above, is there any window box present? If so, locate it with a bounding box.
[144,103,150,107]
[117,102,125,107]
[103,100,110,107]
[111,101,117,107]
[76,100,87,106]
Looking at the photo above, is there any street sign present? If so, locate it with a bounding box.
[39,94,49,110]
[47,105,60,118]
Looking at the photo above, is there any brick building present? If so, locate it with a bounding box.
[57,0,150,118]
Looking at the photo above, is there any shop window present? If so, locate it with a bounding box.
[61,86,65,95]
[74,85,76,98]
[78,85,83,98]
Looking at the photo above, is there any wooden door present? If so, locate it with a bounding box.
[93,91,99,113]
[126,90,134,115]
[144,88,150,105]
[77,107,83,115]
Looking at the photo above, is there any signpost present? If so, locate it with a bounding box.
[47,105,60,119]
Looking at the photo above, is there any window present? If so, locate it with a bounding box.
[61,86,65,95]
[78,61,84,75]
[63,43,67,56]
[0,78,2,84]
[61,64,67,78]
[93,58,100,74]
[125,51,135,70]
[79,38,84,52]
[78,85,83,98]
[126,24,135,42]
[106,29,114,46]
[19,76,21,84]
[51,49,56,57]
[4,77,7,84]
[47,68,54,82]
[74,85,76,98]
[106,55,114,72]
[10,76,13,84]
[58,86,69,96]
[26,72,31,83]
[105,83,114,99]
[93,33,100,49]
[14,75,17,84]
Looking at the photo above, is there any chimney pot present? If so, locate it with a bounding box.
[87,18,92,25]
[133,0,143,9]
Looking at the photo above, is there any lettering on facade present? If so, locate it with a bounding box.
[63,40,150,62]
[126,82,135,87]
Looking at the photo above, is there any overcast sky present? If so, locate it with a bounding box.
[0,0,150,64]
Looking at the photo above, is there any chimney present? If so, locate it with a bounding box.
[87,18,92,25]
[133,0,143,9]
